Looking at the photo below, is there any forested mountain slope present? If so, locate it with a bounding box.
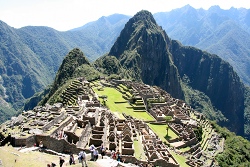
[0,14,129,122]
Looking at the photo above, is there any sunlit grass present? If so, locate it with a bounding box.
[134,140,147,161]
[93,87,154,121]
[169,150,190,167]
[147,123,178,144]
[179,146,191,152]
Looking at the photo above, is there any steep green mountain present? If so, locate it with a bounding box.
[0,14,128,123]
[94,10,249,139]
[154,5,250,85]
[0,21,50,119]
[25,48,101,108]
[107,10,184,99]
[171,41,245,136]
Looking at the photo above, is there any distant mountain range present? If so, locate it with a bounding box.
[154,5,250,85]
[1,5,250,140]
[0,14,129,121]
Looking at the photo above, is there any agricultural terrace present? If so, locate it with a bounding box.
[92,86,154,121]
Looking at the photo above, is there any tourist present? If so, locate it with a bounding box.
[78,150,87,167]
[59,157,65,167]
[89,144,95,160]
[100,144,106,159]
[69,153,75,165]
[39,140,43,148]
[111,150,116,159]
[93,148,99,161]
[39,140,43,151]
[116,150,121,162]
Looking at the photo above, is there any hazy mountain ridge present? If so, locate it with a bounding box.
[0,14,129,122]
[154,5,250,85]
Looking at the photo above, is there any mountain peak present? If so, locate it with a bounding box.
[109,10,167,57]
[132,10,156,24]
[107,10,183,99]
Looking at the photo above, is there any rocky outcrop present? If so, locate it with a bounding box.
[109,10,184,99]
[170,41,245,135]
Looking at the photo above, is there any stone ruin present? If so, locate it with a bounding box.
[0,78,223,167]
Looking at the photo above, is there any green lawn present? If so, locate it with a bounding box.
[179,146,191,152]
[169,150,190,167]
[134,140,147,161]
[147,123,179,143]
[93,87,154,121]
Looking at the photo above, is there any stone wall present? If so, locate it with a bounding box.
[35,135,82,154]
[50,115,73,137]
[153,159,179,167]
[89,137,102,147]
[122,147,134,155]
[42,112,67,132]
[14,137,27,147]
[64,131,79,144]
[25,135,36,147]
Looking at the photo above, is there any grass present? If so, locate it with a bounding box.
[0,145,101,167]
[169,150,190,167]
[179,146,191,152]
[93,87,154,121]
[133,140,147,161]
[147,123,179,144]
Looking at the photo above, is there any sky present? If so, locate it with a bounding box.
[0,0,249,31]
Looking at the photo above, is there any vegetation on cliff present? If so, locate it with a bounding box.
[28,48,101,106]
[210,121,250,166]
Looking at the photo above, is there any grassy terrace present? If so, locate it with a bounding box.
[200,122,214,151]
[92,87,154,121]
[169,150,190,167]
[180,146,191,152]
[147,123,179,144]
[134,136,147,161]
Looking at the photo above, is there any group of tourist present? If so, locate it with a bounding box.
[78,150,87,167]
[111,150,122,162]
[46,143,111,167]
[89,144,106,161]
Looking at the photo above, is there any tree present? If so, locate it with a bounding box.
[99,95,108,107]
[165,116,172,137]
[165,116,172,122]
